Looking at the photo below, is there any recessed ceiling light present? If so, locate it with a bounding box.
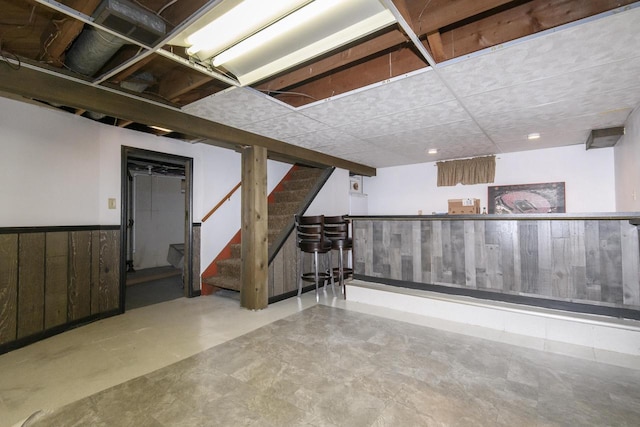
[427,148,438,154]
[527,133,541,140]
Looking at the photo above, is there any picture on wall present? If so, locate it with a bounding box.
[488,182,566,214]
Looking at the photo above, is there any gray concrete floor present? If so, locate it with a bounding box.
[8,297,640,426]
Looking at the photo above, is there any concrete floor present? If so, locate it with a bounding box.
[2,288,640,426]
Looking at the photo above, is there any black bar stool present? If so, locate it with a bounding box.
[323,215,352,299]
[295,215,335,301]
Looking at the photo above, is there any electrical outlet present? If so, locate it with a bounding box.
[418,209,423,215]
[633,190,637,201]
[108,198,116,209]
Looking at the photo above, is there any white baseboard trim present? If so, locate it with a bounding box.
[345,280,640,368]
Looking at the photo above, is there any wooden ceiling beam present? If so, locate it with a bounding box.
[437,0,635,59]
[426,31,446,63]
[270,46,427,107]
[0,63,376,176]
[396,0,516,35]
[158,68,216,102]
[39,0,102,67]
[255,30,409,93]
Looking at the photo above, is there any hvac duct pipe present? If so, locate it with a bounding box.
[65,27,125,76]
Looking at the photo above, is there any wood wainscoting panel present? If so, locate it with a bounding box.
[99,230,120,313]
[353,218,640,314]
[68,231,92,321]
[0,234,18,345]
[45,232,69,329]
[17,233,45,339]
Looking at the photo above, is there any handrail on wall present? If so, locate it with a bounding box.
[202,182,241,223]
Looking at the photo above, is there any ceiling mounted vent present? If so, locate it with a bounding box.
[585,127,625,150]
[93,0,166,46]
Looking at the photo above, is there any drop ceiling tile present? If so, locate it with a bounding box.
[462,56,640,118]
[299,69,454,127]
[481,108,632,142]
[241,113,327,140]
[338,100,471,139]
[439,6,640,97]
[494,130,590,153]
[283,127,366,150]
[183,87,292,127]
[313,140,377,157]
[364,120,488,148]
[337,148,414,168]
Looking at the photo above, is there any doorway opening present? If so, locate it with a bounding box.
[120,147,196,311]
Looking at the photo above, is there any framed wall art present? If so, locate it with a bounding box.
[488,182,566,214]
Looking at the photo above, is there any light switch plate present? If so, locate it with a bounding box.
[108,198,116,209]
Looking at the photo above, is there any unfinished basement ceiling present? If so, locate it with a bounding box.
[0,0,639,171]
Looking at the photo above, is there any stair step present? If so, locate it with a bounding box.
[230,243,241,258]
[273,189,308,203]
[269,214,291,230]
[217,258,241,276]
[203,275,241,291]
[290,167,323,180]
[268,201,299,216]
[283,177,317,191]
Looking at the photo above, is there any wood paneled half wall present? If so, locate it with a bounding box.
[0,226,120,353]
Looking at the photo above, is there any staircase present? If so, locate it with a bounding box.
[202,166,325,293]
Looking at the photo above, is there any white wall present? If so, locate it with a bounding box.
[133,175,185,269]
[305,168,350,216]
[0,99,101,226]
[0,96,292,275]
[365,145,617,215]
[615,106,640,211]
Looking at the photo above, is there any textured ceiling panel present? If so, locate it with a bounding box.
[338,100,471,139]
[299,69,453,127]
[283,127,367,149]
[183,87,292,127]
[461,56,640,118]
[178,6,640,170]
[439,7,640,97]
[364,120,486,147]
[479,106,633,140]
[337,148,415,168]
[241,113,327,140]
[494,129,591,153]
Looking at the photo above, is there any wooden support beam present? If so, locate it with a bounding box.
[255,30,408,93]
[158,68,216,102]
[240,146,268,310]
[438,0,632,59]
[40,0,102,66]
[270,46,427,107]
[0,63,376,176]
[426,31,447,62]
[403,0,515,35]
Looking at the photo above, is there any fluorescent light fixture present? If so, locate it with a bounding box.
[213,0,343,66]
[183,0,396,86]
[186,0,310,59]
[527,132,541,140]
[427,148,438,154]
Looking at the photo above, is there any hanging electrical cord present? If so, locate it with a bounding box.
[157,0,179,16]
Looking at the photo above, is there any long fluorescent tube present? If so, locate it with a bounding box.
[212,0,344,67]
[235,10,395,85]
[186,0,310,58]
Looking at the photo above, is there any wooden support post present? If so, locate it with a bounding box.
[240,146,269,310]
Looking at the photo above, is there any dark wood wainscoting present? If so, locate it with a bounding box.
[0,226,120,353]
